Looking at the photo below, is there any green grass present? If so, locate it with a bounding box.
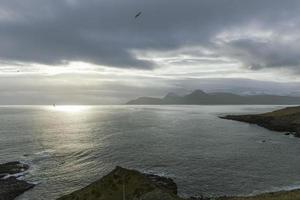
[218,189,300,200]
[57,166,181,200]
[57,166,300,200]
[263,106,300,117]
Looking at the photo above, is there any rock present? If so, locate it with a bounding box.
[0,161,34,200]
[294,128,300,137]
[144,173,177,194]
[0,177,35,200]
[0,161,29,178]
[284,132,291,135]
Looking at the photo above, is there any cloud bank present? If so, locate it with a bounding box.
[0,0,300,72]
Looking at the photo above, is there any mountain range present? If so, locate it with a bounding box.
[126,90,300,105]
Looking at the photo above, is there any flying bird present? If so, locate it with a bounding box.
[135,12,142,19]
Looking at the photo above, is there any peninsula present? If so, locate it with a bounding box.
[221,106,300,137]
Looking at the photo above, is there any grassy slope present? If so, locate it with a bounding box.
[262,106,300,117]
[57,166,300,200]
[57,166,181,200]
[218,189,300,200]
[262,106,300,126]
[221,106,300,133]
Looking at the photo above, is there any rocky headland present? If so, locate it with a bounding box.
[0,161,35,200]
[220,106,300,137]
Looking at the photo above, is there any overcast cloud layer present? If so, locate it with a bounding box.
[1,0,300,104]
[0,0,300,71]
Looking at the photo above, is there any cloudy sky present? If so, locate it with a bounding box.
[1,0,300,104]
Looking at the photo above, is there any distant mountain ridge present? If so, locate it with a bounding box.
[126,90,300,105]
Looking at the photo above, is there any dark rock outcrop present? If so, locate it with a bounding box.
[0,161,29,179]
[0,177,35,200]
[144,173,178,195]
[0,161,34,200]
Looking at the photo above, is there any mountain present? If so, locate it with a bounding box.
[126,90,300,105]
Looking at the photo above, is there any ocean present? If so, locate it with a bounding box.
[1,105,300,199]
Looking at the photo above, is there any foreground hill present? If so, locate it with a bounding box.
[221,106,300,136]
[57,166,300,200]
[57,166,183,200]
[126,90,300,105]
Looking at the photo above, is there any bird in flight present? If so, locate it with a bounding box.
[135,12,142,19]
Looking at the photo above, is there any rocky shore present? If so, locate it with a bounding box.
[220,106,300,137]
[0,161,35,200]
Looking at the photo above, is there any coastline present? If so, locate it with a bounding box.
[2,106,300,199]
[57,166,300,200]
[2,162,300,200]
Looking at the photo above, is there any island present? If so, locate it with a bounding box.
[126,90,300,105]
[220,106,300,137]
[0,161,35,200]
[57,166,300,200]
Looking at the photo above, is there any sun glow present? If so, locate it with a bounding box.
[51,105,89,113]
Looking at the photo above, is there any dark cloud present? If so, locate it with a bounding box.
[216,35,300,71]
[0,0,300,70]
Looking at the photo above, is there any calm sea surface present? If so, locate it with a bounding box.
[1,105,300,199]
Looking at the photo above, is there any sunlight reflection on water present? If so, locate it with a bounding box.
[48,105,91,113]
[1,105,299,200]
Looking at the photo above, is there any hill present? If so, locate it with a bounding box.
[126,90,300,105]
[57,166,182,200]
[57,166,300,200]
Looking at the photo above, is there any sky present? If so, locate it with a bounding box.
[1,0,300,104]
